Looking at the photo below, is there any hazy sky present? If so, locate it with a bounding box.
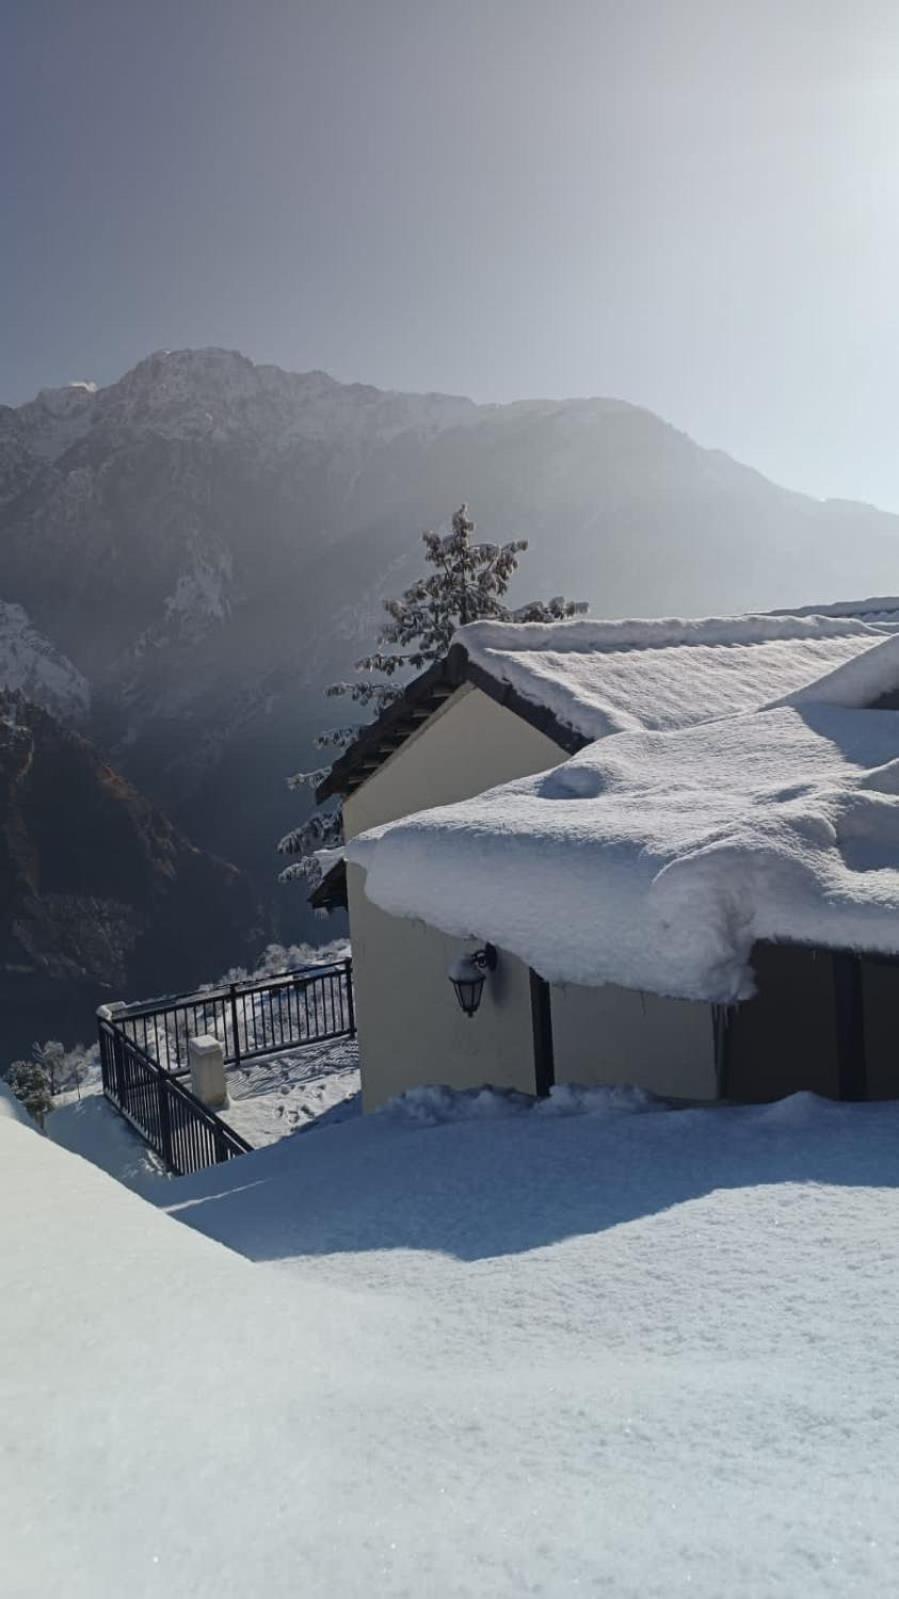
[5,0,899,507]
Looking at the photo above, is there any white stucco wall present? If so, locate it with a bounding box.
[550,982,718,1101]
[343,683,564,840]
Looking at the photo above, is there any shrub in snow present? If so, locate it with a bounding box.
[29,1039,95,1099]
[4,1061,53,1128]
[279,503,584,886]
[32,1040,66,1095]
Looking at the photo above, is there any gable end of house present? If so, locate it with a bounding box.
[316,642,585,805]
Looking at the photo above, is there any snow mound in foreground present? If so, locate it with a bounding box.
[0,1081,37,1127]
[7,1092,899,1595]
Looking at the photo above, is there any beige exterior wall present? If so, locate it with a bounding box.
[349,864,538,1110]
[343,683,564,840]
[344,685,564,1110]
[550,982,718,1100]
[344,681,721,1109]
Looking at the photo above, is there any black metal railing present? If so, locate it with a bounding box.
[113,958,356,1075]
[97,958,356,1175]
[98,1018,252,1175]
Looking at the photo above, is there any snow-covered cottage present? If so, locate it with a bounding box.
[319,606,899,1108]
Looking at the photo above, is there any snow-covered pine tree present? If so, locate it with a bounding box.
[279,505,584,888]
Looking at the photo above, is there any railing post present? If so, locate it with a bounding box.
[229,983,242,1070]
[157,1074,174,1169]
[114,1030,126,1105]
[97,1022,110,1094]
[344,958,356,1037]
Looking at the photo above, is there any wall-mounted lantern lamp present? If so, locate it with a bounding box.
[448,944,497,1018]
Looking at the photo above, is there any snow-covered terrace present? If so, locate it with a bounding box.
[349,631,899,1003]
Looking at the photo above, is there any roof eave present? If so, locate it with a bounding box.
[309,858,348,913]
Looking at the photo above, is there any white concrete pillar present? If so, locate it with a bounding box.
[189,1034,228,1109]
[96,1002,127,1022]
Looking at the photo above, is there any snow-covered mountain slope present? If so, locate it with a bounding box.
[0,600,88,721]
[4,347,899,893]
[9,1086,899,1596]
[0,691,264,1059]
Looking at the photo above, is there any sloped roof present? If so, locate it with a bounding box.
[780,629,899,711]
[456,613,894,742]
[319,609,895,802]
[348,702,899,1004]
[317,643,586,802]
[770,594,899,627]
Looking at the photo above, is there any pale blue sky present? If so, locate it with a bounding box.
[5,0,899,506]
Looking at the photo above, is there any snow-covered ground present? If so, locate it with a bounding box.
[221,1035,359,1145]
[7,1083,899,1596]
[47,1090,169,1188]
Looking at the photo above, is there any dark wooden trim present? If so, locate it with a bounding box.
[832,951,867,1100]
[529,970,556,1098]
[309,859,348,912]
[316,641,587,804]
[712,1003,734,1099]
[316,653,461,803]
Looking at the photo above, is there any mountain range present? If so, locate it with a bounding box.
[3,346,899,1047]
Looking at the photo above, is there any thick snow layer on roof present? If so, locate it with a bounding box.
[455,613,893,740]
[771,594,899,627]
[350,703,899,1001]
[782,629,899,711]
[9,1081,899,1593]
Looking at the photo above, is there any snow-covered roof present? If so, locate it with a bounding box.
[349,702,899,1003]
[770,594,899,628]
[779,628,899,711]
[320,607,899,805]
[454,612,898,742]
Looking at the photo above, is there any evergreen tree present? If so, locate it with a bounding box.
[5,1061,53,1127]
[279,505,584,887]
[32,1040,66,1096]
